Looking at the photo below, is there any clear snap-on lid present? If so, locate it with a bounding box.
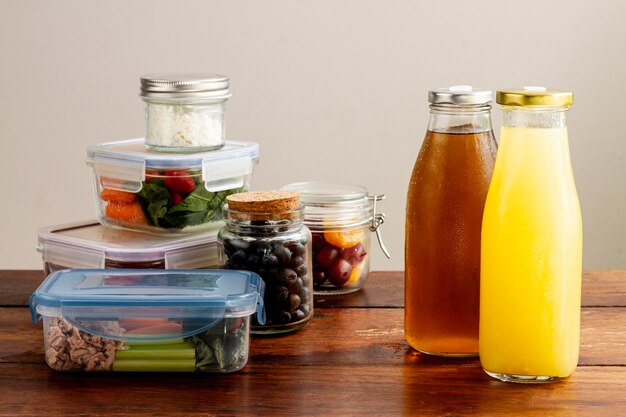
[29,269,266,341]
[37,220,219,269]
[86,138,259,193]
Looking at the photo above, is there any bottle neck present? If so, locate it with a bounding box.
[427,104,493,133]
[501,106,568,129]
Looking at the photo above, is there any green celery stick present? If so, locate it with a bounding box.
[124,333,185,346]
[124,341,192,350]
[115,348,195,360]
[112,359,196,372]
[124,337,186,346]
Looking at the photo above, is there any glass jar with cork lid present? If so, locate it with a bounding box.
[218,191,313,334]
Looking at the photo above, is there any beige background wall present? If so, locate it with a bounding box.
[1,0,624,270]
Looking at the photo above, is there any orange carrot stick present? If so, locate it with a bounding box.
[119,318,172,331]
[125,322,183,335]
[101,189,137,203]
[105,201,147,224]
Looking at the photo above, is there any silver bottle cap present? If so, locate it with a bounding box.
[428,85,492,105]
[140,74,231,99]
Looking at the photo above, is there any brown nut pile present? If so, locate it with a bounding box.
[45,317,123,371]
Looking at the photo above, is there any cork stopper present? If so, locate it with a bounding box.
[226,190,300,214]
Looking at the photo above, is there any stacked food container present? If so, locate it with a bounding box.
[30,74,265,372]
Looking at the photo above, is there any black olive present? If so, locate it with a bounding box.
[290,277,303,294]
[299,286,311,303]
[278,268,298,287]
[300,274,310,287]
[300,304,311,316]
[292,309,306,322]
[276,310,291,324]
[223,241,236,256]
[261,252,278,267]
[230,250,246,263]
[291,255,305,268]
[273,245,292,265]
[289,294,301,312]
[246,253,262,268]
[262,268,279,283]
[273,285,289,303]
[294,263,308,277]
[287,241,306,256]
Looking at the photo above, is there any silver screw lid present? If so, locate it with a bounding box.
[428,85,492,105]
[140,73,231,99]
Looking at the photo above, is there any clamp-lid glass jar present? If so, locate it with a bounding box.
[281,182,389,295]
[218,191,313,334]
[140,73,231,152]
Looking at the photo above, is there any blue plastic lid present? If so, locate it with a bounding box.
[30,269,265,341]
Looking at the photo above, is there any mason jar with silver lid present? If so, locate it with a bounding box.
[140,74,231,152]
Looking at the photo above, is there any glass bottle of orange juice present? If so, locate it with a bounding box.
[480,87,582,382]
[405,86,497,356]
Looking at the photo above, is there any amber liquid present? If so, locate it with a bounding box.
[405,129,497,356]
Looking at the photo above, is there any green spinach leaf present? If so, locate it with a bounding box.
[162,185,243,228]
[137,180,244,229]
[137,182,170,226]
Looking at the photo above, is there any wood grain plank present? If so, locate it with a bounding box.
[582,269,626,306]
[3,270,623,307]
[318,270,626,308]
[3,307,625,367]
[0,363,624,416]
[0,270,45,306]
[314,270,404,307]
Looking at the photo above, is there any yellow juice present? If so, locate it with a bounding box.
[479,125,582,379]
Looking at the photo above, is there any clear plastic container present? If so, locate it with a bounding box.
[281,182,388,295]
[37,220,221,276]
[217,191,313,334]
[86,138,259,235]
[29,269,265,372]
[140,74,231,153]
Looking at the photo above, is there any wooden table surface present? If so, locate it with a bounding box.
[1,270,625,416]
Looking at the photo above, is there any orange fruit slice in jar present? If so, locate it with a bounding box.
[323,227,366,249]
[346,265,363,286]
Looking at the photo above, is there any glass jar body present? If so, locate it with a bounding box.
[218,215,313,334]
[405,103,497,356]
[480,106,582,382]
[143,97,227,153]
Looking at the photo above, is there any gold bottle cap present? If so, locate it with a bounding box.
[496,86,573,107]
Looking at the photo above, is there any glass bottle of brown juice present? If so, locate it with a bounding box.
[405,86,497,356]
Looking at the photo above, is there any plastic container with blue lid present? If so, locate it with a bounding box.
[29,269,265,372]
[86,138,259,235]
